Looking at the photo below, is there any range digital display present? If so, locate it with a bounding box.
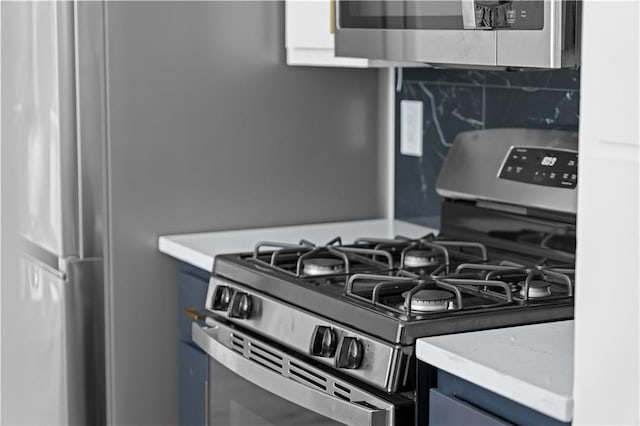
[540,156,557,166]
[499,147,578,188]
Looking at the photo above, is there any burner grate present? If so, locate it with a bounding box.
[355,234,489,274]
[243,235,574,321]
[344,253,573,318]
[250,238,395,278]
[450,261,574,302]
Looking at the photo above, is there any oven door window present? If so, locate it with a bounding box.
[208,358,342,426]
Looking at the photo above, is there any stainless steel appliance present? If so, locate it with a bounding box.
[335,0,581,68]
[1,2,105,424]
[192,128,578,425]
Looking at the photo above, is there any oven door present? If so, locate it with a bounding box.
[192,318,399,426]
[335,1,574,68]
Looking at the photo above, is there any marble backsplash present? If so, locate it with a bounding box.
[394,67,580,228]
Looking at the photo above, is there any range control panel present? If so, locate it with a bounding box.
[499,147,578,189]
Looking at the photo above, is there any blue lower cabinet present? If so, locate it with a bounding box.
[179,341,208,426]
[429,388,511,426]
[177,262,210,426]
[178,263,210,341]
[419,362,571,426]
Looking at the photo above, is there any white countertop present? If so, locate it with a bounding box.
[416,320,574,422]
[158,219,435,272]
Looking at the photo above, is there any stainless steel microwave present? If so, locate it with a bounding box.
[335,1,581,69]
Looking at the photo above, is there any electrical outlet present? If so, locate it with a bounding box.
[400,100,423,157]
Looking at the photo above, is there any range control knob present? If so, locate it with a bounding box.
[229,292,252,319]
[336,337,363,369]
[211,286,233,311]
[310,326,337,357]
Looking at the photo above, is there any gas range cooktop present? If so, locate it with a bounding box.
[252,233,574,311]
[211,231,575,345]
[201,128,579,394]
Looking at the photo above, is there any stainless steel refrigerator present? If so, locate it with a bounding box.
[2,2,105,424]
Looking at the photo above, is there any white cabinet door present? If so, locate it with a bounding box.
[573,2,639,424]
[578,1,639,147]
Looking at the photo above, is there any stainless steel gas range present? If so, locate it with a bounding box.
[192,128,579,426]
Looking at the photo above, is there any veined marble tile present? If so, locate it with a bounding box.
[485,68,580,91]
[484,87,580,130]
[402,68,486,86]
[395,82,483,222]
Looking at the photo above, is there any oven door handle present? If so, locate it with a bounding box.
[192,322,389,426]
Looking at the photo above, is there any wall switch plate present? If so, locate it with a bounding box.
[400,100,423,157]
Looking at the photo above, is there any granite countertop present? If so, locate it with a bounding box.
[158,218,436,272]
[416,320,574,422]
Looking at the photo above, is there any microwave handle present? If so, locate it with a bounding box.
[192,322,388,426]
[461,0,478,29]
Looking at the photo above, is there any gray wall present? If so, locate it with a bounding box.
[104,2,382,424]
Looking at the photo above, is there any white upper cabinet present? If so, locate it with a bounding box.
[579,2,638,148]
[285,0,405,68]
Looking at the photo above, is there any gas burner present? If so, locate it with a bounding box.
[403,249,439,268]
[302,258,346,276]
[402,289,455,312]
[519,279,552,298]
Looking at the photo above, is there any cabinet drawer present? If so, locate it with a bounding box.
[433,369,571,425]
[429,389,511,426]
